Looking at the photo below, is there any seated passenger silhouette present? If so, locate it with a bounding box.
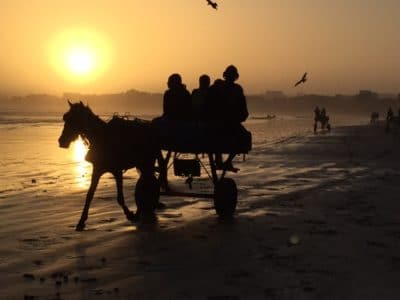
[210,65,248,170]
[208,66,248,123]
[191,74,211,121]
[163,73,191,121]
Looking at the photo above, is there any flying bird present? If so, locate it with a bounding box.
[206,0,218,10]
[294,72,308,87]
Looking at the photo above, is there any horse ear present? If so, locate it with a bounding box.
[68,100,72,107]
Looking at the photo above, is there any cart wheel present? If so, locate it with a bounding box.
[214,178,237,217]
[135,174,160,214]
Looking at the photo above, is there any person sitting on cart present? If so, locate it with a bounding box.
[191,74,211,121]
[210,65,249,171]
[221,65,249,123]
[163,73,192,121]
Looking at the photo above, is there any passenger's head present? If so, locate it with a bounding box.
[167,73,182,89]
[199,74,210,89]
[213,79,224,87]
[223,65,239,83]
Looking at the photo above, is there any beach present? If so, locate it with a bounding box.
[1,117,400,299]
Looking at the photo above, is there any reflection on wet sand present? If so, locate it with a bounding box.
[72,138,91,189]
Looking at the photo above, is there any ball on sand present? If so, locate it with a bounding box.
[289,234,300,245]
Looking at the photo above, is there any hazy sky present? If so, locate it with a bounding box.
[1,0,399,95]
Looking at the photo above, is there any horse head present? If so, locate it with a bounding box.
[58,100,91,148]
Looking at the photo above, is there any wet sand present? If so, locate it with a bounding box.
[1,122,400,299]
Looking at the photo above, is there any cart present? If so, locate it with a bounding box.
[144,118,252,217]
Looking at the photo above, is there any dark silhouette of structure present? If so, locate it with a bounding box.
[58,101,161,231]
[163,74,192,121]
[206,0,218,10]
[295,72,308,87]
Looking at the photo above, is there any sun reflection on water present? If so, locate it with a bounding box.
[72,137,91,188]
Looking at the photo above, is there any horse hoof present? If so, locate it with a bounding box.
[127,211,139,223]
[156,202,167,210]
[75,223,85,231]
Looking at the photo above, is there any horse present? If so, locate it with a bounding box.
[58,101,161,231]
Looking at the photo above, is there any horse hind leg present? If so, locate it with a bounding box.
[76,167,102,231]
[113,171,137,222]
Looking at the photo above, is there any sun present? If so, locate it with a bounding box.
[50,28,111,81]
[67,47,95,75]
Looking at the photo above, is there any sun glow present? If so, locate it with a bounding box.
[73,137,87,162]
[72,137,90,188]
[67,47,95,75]
[50,28,111,81]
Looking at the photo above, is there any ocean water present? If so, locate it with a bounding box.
[0,111,366,200]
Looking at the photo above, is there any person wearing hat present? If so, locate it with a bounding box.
[209,65,248,170]
[221,65,248,123]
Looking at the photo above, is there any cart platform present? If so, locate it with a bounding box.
[152,118,252,154]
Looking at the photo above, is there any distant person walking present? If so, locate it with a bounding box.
[163,73,191,121]
[387,107,394,121]
[313,106,320,133]
[191,74,211,121]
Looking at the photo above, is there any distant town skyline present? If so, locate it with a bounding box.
[1,0,400,97]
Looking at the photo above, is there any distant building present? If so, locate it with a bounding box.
[265,90,286,100]
[379,93,396,99]
[358,90,378,100]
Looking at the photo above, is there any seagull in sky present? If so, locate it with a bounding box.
[294,72,308,87]
[206,0,218,10]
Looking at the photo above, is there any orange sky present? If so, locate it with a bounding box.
[1,0,399,95]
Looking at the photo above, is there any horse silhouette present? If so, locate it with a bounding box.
[58,101,161,231]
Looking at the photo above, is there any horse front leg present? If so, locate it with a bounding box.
[113,170,137,222]
[157,150,170,191]
[76,167,102,231]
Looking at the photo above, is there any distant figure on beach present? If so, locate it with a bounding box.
[206,0,218,10]
[320,108,327,119]
[314,107,331,133]
[313,106,320,133]
[387,107,394,121]
[191,74,211,121]
[314,106,320,120]
[370,112,379,124]
[163,73,191,121]
[385,107,396,133]
[294,72,308,87]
